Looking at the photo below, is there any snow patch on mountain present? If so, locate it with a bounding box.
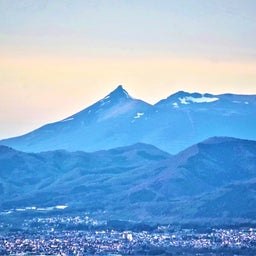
[134,112,144,119]
[179,95,219,104]
[100,100,111,106]
[179,98,190,105]
[172,102,179,108]
[61,117,74,122]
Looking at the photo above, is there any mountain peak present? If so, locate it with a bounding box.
[116,84,124,90]
[104,85,132,100]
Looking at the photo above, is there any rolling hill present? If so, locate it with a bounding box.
[1,137,256,225]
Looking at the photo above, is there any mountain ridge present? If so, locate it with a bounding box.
[1,85,256,153]
[1,136,256,224]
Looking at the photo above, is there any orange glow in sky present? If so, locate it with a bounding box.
[0,0,256,139]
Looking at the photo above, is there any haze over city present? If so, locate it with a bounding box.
[1,0,256,139]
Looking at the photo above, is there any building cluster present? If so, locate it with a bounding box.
[1,225,256,255]
[1,214,256,254]
[23,214,107,229]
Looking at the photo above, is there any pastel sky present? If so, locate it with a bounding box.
[1,0,256,139]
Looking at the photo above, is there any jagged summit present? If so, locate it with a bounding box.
[103,85,132,101]
[60,85,138,123]
[116,85,125,91]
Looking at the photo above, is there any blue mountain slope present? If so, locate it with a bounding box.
[0,85,152,152]
[139,91,256,152]
[0,142,170,208]
[1,86,256,153]
[1,137,256,224]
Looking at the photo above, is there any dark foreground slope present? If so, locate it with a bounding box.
[0,143,170,209]
[1,86,256,154]
[1,137,256,224]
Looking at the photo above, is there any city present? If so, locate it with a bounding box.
[1,212,256,255]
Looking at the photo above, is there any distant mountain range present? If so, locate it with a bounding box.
[1,137,256,225]
[1,86,256,225]
[1,85,256,153]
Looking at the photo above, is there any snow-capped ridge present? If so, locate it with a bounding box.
[179,95,219,104]
[169,91,219,104]
[1,86,256,154]
[155,91,219,107]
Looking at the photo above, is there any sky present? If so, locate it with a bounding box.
[0,0,256,139]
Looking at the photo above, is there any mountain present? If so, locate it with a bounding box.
[146,91,256,153]
[1,86,256,153]
[0,143,170,209]
[0,85,152,152]
[1,137,256,225]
